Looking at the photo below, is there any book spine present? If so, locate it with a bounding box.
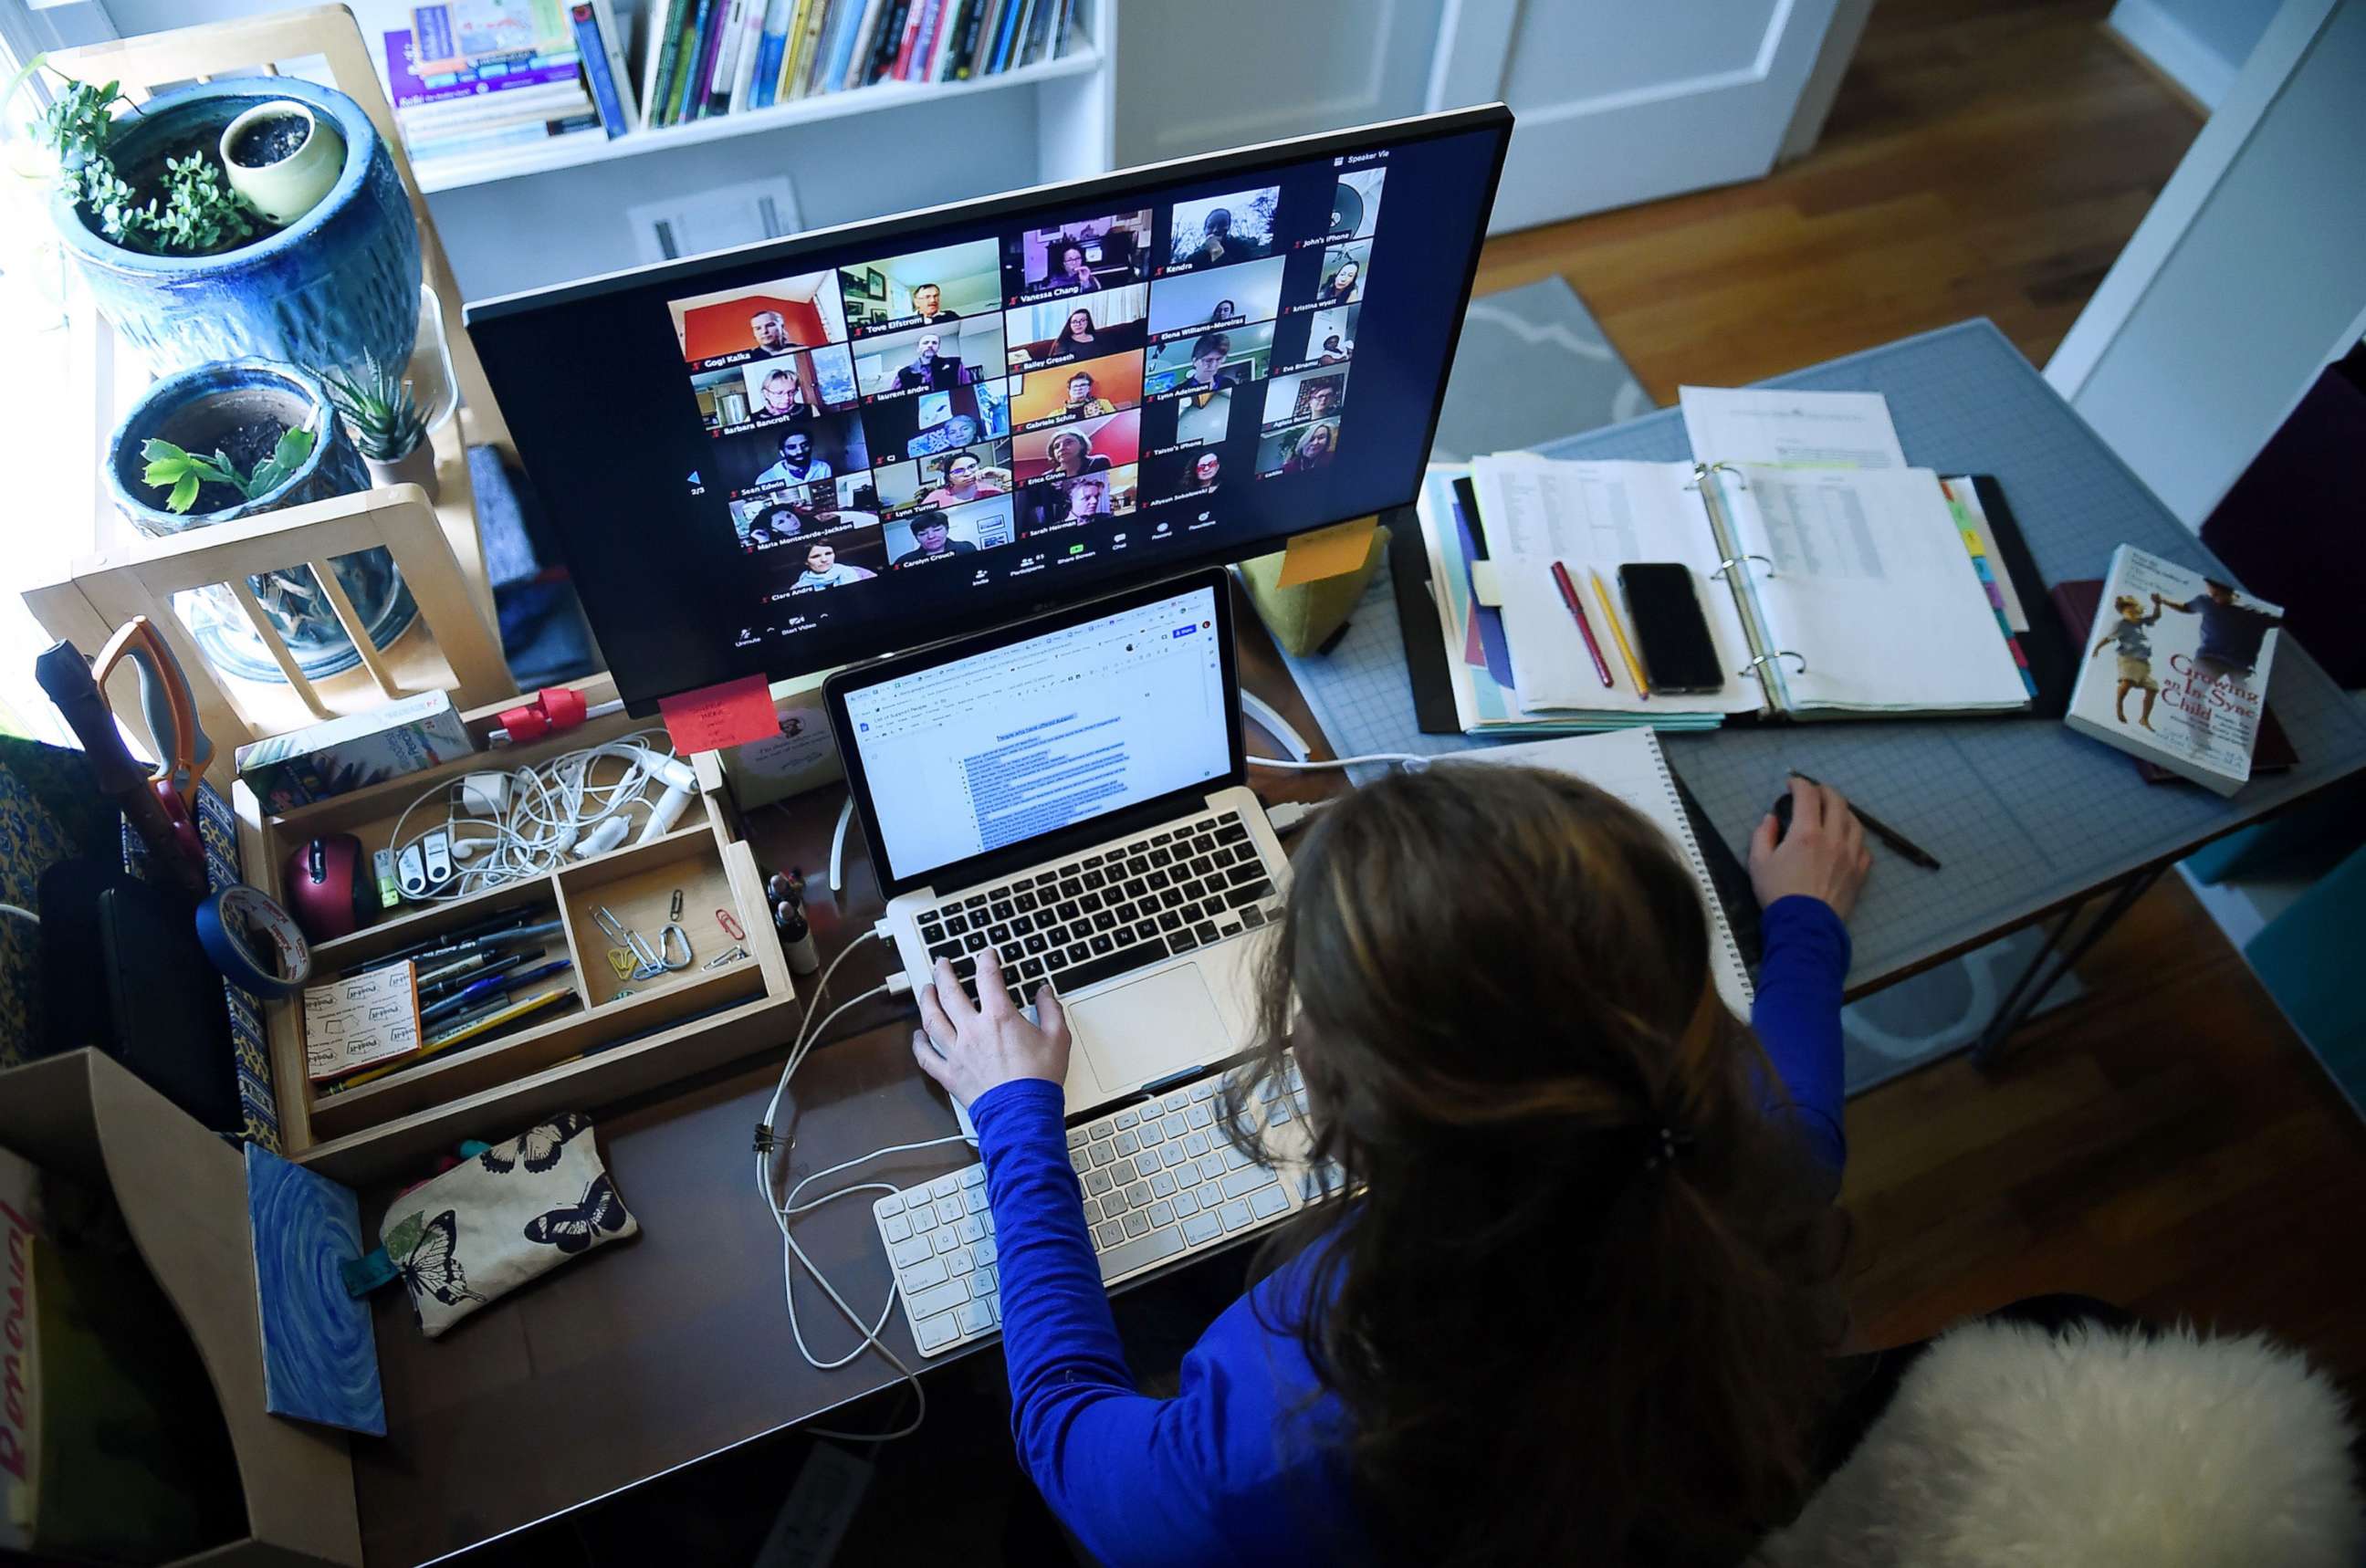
[892,0,928,78]
[637,0,675,126]
[570,5,629,136]
[867,0,910,83]
[684,0,728,118]
[780,0,819,99]
[398,81,592,127]
[832,0,878,90]
[989,0,1024,74]
[587,0,642,128]
[798,0,836,96]
[662,0,712,123]
[647,0,689,124]
[752,0,791,106]
[705,0,749,116]
[728,0,769,111]
[921,0,957,79]
[953,0,991,79]
[407,113,601,160]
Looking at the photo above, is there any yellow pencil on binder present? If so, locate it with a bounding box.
[1589,569,1649,699]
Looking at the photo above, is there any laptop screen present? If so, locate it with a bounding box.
[840,580,1231,886]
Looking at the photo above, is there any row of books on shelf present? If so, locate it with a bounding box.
[642,0,1075,127]
[385,2,633,177]
[381,0,1076,179]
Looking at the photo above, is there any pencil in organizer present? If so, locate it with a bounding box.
[333,987,581,1091]
[1588,569,1649,699]
[1549,560,1615,688]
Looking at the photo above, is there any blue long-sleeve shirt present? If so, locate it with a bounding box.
[968,894,1852,1567]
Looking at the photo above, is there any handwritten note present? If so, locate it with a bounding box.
[304,962,422,1083]
[659,674,780,755]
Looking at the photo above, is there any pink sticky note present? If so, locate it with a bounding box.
[659,674,779,755]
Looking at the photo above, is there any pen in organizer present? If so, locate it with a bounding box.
[333,987,581,1092]
[1549,561,1614,689]
[421,957,573,1025]
[1588,569,1649,699]
[1789,770,1942,871]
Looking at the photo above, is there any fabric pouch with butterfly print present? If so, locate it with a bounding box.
[375,1112,638,1339]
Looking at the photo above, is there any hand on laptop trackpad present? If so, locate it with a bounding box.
[1070,967,1228,1092]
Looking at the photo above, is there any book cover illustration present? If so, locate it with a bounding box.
[2064,545,2285,796]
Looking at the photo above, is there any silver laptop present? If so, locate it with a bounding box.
[825,569,1291,1119]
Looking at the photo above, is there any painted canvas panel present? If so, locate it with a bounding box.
[246,1144,385,1436]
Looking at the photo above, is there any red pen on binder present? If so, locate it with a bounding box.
[1549,561,1615,689]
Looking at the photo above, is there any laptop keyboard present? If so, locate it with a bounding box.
[916,810,1282,1010]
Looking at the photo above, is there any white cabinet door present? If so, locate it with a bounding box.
[1431,0,1842,233]
[1112,0,1448,168]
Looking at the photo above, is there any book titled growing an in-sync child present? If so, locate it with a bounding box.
[2065,544,2285,797]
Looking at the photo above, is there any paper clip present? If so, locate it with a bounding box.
[669,887,685,922]
[606,946,636,980]
[717,907,747,942]
[702,944,749,971]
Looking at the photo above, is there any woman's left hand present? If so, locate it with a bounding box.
[913,946,1072,1105]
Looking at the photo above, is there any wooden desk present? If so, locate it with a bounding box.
[351,580,1340,1566]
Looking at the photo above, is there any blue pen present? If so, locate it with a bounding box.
[421,957,575,1025]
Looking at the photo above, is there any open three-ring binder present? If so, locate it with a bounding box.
[1423,455,2068,728]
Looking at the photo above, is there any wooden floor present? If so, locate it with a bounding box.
[1477,0,2204,395]
[1480,0,2366,1389]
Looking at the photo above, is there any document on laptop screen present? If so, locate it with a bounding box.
[843,584,1232,882]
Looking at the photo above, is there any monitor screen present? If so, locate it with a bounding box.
[467,107,1511,712]
[834,575,1234,893]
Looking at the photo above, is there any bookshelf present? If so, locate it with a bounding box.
[412,37,1105,194]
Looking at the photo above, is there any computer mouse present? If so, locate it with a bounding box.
[1770,791,1795,844]
[283,832,373,942]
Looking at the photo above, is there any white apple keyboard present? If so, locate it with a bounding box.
[874,1058,1328,1356]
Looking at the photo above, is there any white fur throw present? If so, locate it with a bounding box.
[1755,1318,2364,1567]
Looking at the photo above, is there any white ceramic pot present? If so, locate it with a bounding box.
[218,100,346,226]
[365,441,440,504]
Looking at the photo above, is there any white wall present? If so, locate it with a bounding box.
[2049,0,2366,528]
[2107,0,2281,108]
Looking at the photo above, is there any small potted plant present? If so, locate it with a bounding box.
[7,63,418,381]
[323,355,435,501]
[104,358,418,683]
[218,98,344,226]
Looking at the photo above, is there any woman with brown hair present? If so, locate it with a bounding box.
[915,769,1868,1566]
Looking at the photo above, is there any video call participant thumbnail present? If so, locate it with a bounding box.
[745,347,858,422]
[669,272,848,366]
[1146,255,1286,338]
[1325,167,1386,243]
[1258,418,1340,476]
[779,523,889,591]
[864,383,1010,462]
[1011,408,1139,483]
[726,410,872,491]
[855,319,1003,398]
[1003,287,1150,371]
[890,494,1016,566]
[1146,445,1226,505]
[1010,349,1145,431]
[1262,366,1349,429]
[1007,211,1154,298]
[840,238,1000,336]
[1310,242,1368,308]
[1143,387,1237,453]
[1144,322,1273,396]
[1294,303,1358,368]
[1166,188,1281,269]
[1018,465,1137,536]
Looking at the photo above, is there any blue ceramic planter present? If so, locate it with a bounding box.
[55,78,421,382]
[107,359,418,683]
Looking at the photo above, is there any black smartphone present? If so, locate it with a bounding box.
[1618,563,1724,695]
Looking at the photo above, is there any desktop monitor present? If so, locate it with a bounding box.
[466,105,1513,713]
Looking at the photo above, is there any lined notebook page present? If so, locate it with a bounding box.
[1723,465,2029,714]
[1441,729,1755,1019]
[1471,456,1760,716]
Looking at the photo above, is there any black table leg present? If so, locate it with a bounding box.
[1973,865,2168,1067]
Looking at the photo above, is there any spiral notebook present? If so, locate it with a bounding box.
[1439,728,1754,1019]
[1470,455,2037,720]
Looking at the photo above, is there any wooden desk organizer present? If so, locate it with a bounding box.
[236,683,800,1186]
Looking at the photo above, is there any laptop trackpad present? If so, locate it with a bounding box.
[1072,967,1225,1092]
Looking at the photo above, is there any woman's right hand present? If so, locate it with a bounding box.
[1748,777,1872,920]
